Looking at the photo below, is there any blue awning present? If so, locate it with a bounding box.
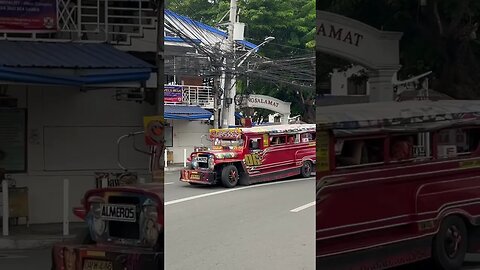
[165,105,212,120]
[0,41,153,86]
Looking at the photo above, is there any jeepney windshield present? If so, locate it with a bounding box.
[212,137,244,150]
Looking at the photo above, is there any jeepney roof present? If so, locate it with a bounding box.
[316,100,480,130]
[210,124,315,136]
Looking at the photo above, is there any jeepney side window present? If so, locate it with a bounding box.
[336,138,385,167]
[436,128,480,158]
[270,135,287,145]
[295,134,301,143]
[249,138,261,150]
[287,134,295,144]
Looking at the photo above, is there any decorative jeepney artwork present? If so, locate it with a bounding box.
[316,100,480,270]
[181,124,316,188]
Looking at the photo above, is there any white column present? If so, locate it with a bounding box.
[2,180,8,236]
[184,149,187,167]
[63,179,69,236]
[367,69,397,102]
[164,149,168,167]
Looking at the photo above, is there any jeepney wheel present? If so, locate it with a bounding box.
[300,161,313,178]
[432,215,467,270]
[221,165,239,188]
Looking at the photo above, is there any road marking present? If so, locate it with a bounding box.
[165,177,314,206]
[165,182,175,185]
[290,201,315,212]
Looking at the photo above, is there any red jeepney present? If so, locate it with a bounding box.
[316,100,480,270]
[51,183,164,270]
[180,124,316,187]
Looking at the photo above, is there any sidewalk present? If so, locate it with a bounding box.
[0,222,86,250]
[164,163,187,172]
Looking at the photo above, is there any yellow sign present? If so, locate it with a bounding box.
[317,131,330,172]
[143,115,164,146]
[244,153,262,166]
[263,134,269,147]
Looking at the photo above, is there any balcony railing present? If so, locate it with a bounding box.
[0,0,156,46]
[165,85,214,109]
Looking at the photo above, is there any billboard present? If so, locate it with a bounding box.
[164,85,183,103]
[0,0,58,32]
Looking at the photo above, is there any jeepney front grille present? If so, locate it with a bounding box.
[197,154,210,169]
[107,196,140,240]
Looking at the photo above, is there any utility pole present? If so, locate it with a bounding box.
[221,0,237,128]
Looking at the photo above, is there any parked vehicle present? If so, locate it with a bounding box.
[51,184,163,270]
[52,132,164,270]
[180,124,316,187]
[316,100,480,270]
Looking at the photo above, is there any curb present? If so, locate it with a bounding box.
[0,235,76,250]
[165,166,185,172]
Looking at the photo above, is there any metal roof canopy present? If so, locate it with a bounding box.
[164,105,212,120]
[0,41,153,86]
[317,100,480,130]
[164,9,257,50]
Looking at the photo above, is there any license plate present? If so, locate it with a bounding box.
[190,173,200,180]
[100,204,136,222]
[83,260,113,270]
[197,157,208,162]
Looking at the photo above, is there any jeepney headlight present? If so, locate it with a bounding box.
[89,203,106,239]
[192,160,199,169]
[208,156,214,170]
[141,204,159,246]
[86,197,106,240]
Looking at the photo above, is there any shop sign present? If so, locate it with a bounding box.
[164,85,183,103]
[243,94,290,115]
[0,0,57,32]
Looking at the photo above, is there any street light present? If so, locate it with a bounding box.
[236,36,275,67]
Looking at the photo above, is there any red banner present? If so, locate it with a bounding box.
[0,0,58,32]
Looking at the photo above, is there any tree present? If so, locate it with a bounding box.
[318,0,480,99]
[167,0,316,123]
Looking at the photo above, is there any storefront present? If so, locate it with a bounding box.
[0,41,155,224]
[164,105,213,163]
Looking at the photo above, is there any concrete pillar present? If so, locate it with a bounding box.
[367,69,397,102]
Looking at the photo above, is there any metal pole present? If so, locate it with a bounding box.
[164,149,168,168]
[213,76,220,129]
[221,0,237,128]
[63,179,69,236]
[2,179,8,236]
[184,149,187,167]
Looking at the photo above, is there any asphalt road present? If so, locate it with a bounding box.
[1,171,480,270]
[164,171,316,270]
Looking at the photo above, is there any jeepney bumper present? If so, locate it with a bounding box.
[180,169,216,185]
[52,243,163,270]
